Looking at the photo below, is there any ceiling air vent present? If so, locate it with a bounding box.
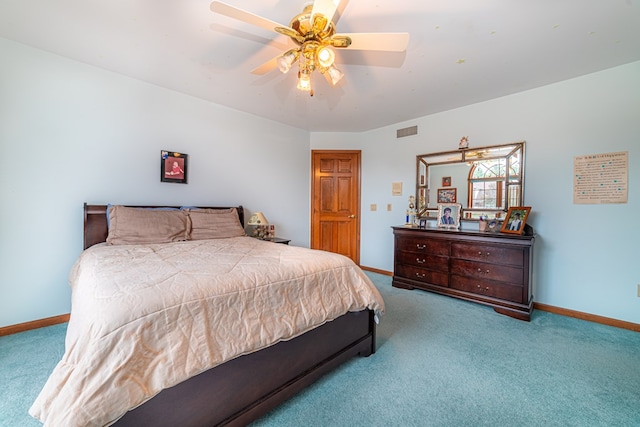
[396,125,417,138]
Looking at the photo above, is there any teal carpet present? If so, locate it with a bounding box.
[1,272,639,426]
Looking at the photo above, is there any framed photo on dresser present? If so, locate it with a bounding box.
[501,207,531,234]
[437,203,461,230]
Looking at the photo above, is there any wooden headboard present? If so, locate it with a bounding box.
[83,203,245,250]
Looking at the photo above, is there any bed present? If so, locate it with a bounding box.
[29,204,384,427]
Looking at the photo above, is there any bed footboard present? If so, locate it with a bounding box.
[114,309,375,427]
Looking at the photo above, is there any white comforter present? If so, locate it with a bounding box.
[29,237,384,427]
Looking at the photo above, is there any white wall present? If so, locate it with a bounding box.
[312,61,640,324]
[0,38,311,327]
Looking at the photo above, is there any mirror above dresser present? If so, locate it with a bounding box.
[416,141,525,220]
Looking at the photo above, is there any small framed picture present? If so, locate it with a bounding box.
[500,207,531,234]
[161,151,188,184]
[419,218,427,229]
[437,203,461,230]
[437,188,457,203]
[442,176,452,187]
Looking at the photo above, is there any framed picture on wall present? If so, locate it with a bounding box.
[500,206,531,234]
[442,176,452,187]
[437,188,457,203]
[161,150,188,184]
[437,203,461,230]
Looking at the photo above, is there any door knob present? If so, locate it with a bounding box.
[348,214,356,218]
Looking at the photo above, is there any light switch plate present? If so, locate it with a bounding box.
[370,204,377,211]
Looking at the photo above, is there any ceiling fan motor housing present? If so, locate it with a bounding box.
[289,6,336,45]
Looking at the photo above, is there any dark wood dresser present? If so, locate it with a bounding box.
[392,226,535,320]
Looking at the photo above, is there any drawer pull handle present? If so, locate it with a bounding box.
[476,285,491,291]
[415,273,426,278]
[416,244,426,250]
[477,268,490,274]
[416,258,425,264]
[477,251,491,257]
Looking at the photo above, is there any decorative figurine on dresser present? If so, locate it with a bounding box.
[396,141,535,321]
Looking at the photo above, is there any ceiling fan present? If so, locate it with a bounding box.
[210,0,410,96]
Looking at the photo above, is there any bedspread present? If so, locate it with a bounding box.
[29,237,384,427]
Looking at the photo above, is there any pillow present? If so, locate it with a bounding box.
[186,208,246,240]
[106,205,191,245]
[106,204,179,228]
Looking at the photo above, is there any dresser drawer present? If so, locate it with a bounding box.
[450,259,524,285]
[396,236,450,256]
[396,251,449,272]
[450,275,524,303]
[451,242,524,267]
[396,264,448,287]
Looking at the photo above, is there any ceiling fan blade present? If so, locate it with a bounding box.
[210,1,297,36]
[250,56,279,75]
[312,0,341,23]
[336,32,410,52]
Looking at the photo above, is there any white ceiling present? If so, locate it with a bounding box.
[1,0,639,132]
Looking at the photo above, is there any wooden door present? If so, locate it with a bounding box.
[311,150,361,264]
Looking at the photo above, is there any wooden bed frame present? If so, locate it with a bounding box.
[82,204,377,427]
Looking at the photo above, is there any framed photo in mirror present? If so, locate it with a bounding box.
[437,188,457,203]
[500,207,531,234]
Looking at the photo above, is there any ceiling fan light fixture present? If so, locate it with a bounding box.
[297,71,312,92]
[325,65,344,85]
[277,49,299,74]
[316,46,335,68]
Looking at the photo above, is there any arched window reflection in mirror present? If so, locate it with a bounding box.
[468,156,521,209]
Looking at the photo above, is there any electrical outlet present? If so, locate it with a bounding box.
[387,203,392,211]
[370,204,377,211]
[637,284,640,297]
